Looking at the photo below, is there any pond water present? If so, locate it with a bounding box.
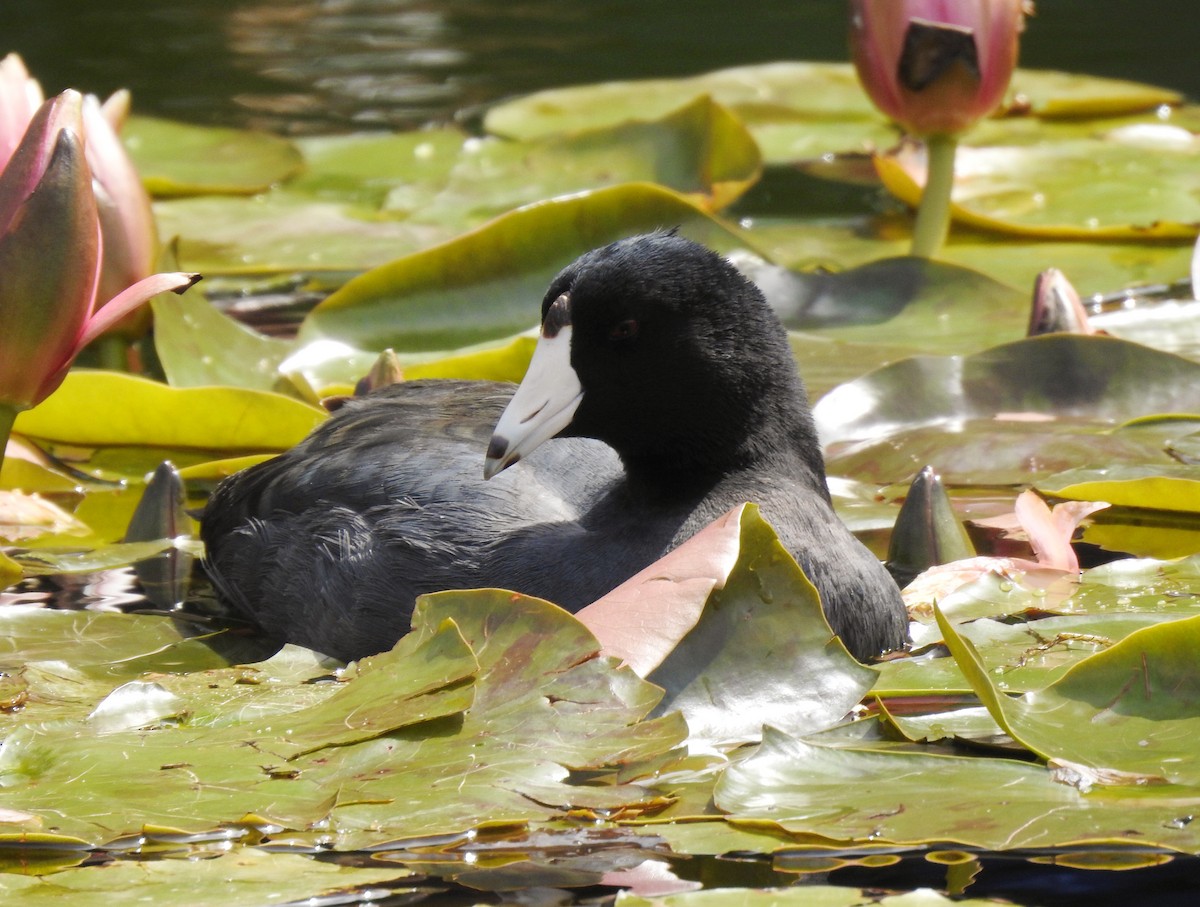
[12,0,1199,135]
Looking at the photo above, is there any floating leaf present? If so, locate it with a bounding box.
[300,183,752,352]
[715,724,1200,851]
[14,371,325,451]
[876,141,1200,241]
[1038,466,1200,514]
[815,334,1200,449]
[123,116,304,197]
[937,605,1200,784]
[0,848,412,906]
[1009,69,1183,119]
[152,292,297,393]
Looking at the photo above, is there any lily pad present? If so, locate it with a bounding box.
[814,335,1200,448]
[714,724,1200,851]
[937,606,1200,784]
[875,141,1200,240]
[13,371,325,452]
[299,183,753,352]
[580,505,877,745]
[0,593,684,846]
[1038,465,1200,514]
[0,846,413,906]
[123,116,304,197]
[151,291,300,394]
[484,62,1180,149]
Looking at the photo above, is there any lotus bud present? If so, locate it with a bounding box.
[849,0,1028,139]
[0,53,44,172]
[1028,268,1095,336]
[0,92,100,411]
[82,92,160,334]
[847,0,1031,258]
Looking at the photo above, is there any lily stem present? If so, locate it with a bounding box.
[910,133,958,259]
[0,403,17,478]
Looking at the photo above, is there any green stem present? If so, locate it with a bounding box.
[0,403,18,479]
[94,335,130,372]
[910,133,958,259]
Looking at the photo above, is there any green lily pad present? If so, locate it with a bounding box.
[0,454,80,494]
[814,335,1200,448]
[13,371,325,451]
[1009,69,1183,119]
[151,291,300,395]
[484,62,1180,148]
[877,139,1200,240]
[746,215,1195,307]
[123,116,304,197]
[715,724,1200,851]
[616,888,1019,907]
[155,97,759,278]
[0,847,412,906]
[0,592,683,846]
[299,183,752,352]
[937,606,1200,784]
[642,505,878,745]
[1039,466,1200,513]
[155,190,442,274]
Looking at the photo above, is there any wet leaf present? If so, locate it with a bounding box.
[152,292,297,393]
[815,335,1200,449]
[579,507,744,678]
[636,505,876,745]
[0,848,412,906]
[616,888,1019,906]
[714,725,1200,851]
[937,605,1200,783]
[0,550,19,589]
[1009,69,1182,119]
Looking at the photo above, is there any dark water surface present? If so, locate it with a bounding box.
[10,0,1199,135]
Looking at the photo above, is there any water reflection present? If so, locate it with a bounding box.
[14,0,1194,137]
[225,0,465,131]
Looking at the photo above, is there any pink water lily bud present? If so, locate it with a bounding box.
[849,0,1028,137]
[0,53,44,172]
[0,91,198,411]
[82,92,159,313]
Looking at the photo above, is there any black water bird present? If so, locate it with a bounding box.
[201,233,908,661]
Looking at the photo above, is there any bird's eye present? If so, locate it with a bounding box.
[609,319,639,341]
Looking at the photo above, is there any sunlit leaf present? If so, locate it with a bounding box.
[714,724,1200,851]
[636,505,877,745]
[300,183,753,352]
[152,292,297,393]
[937,605,1200,784]
[123,116,304,197]
[876,142,1200,241]
[814,336,1200,472]
[14,372,325,451]
[1038,466,1200,514]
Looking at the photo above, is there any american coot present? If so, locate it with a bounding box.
[201,233,908,662]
